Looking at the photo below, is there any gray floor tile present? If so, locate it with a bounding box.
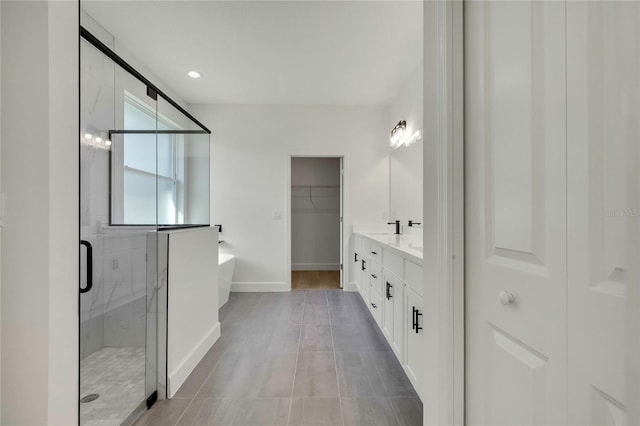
[304,292,329,306]
[173,346,225,399]
[143,291,421,426]
[371,352,418,398]
[300,325,333,351]
[335,352,386,397]
[302,305,330,325]
[232,398,290,425]
[176,398,238,425]
[329,306,372,326]
[196,352,260,398]
[332,323,391,352]
[289,398,343,426]
[389,398,422,426]
[244,326,301,354]
[254,353,297,397]
[293,352,339,397]
[134,399,190,426]
[341,398,399,425]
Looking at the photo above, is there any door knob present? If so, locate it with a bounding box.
[498,291,515,305]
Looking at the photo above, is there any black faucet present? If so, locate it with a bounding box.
[408,220,421,227]
[387,220,401,235]
[214,224,222,233]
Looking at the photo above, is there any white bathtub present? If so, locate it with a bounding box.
[218,253,235,308]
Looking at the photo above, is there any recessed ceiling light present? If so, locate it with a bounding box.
[188,71,200,79]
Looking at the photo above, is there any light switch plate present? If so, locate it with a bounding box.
[272,210,282,220]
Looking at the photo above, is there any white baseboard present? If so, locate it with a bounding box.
[292,263,340,271]
[167,322,220,398]
[230,282,289,292]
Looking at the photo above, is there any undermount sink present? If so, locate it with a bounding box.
[409,246,423,252]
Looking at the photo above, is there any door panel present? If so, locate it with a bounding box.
[405,287,423,395]
[567,2,639,424]
[465,1,567,424]
[382,273,395,342]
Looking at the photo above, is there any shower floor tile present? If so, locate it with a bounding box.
[80,347,146,426]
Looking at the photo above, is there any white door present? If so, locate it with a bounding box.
[567,2,639,424]
[465,1,567,424]
[382,271,396,342]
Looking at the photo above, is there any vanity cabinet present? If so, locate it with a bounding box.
[367,249,383,327]
[405,286,423,392]
[352,232,423,400]
[383,269,405,361]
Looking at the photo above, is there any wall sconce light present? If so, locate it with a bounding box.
[390,120,422,148]
[81,130,111,150]
[390,120,406,148]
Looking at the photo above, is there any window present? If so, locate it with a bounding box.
[111,95,185,225]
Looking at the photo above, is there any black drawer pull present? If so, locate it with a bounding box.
[355,253,358,262]
[371,303,377,309]
[413,306,423,334]
[371,251,377,255]
[371,274,377,279]
[361,259,366,271]
[386,282,393,299]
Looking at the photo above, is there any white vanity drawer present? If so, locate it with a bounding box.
[368,288,383,327]
[367,241,383,264]
[405,260,423,296]
[383,249,403,278]
[368,262,382,295]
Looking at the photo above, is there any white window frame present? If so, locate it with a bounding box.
[110,93,185,225]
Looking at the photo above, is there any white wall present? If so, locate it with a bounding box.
[390,62,424,140]
[0,3,3,418]
[291,157,341,270]
[1,1,78,424]
[165,227,219,397]
[192,104,390,291]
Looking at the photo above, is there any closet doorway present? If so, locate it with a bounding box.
[290,157,344,290]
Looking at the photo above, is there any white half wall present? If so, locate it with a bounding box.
[1,1,79,424]
[165,227,219,397]
[192,105,390,290]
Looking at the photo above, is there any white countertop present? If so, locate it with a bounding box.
[354,230,423,265]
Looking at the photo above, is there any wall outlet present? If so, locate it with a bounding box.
[272,210,282,220]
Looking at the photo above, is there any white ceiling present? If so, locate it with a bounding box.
[82,1,423,106]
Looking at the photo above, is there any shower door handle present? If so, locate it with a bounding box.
[80,240,93,294]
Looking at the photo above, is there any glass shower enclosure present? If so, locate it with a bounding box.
[79,24,210,426]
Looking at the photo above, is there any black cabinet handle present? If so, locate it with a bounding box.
[371,303,377,309]
[412,306,417,330]
[386,282,393,299]
[80,240,93,294]
[413,306,423,334]
[371,274,377,279]
[371,251,377,255]
[354,253,358,262]
[361,259,366,271]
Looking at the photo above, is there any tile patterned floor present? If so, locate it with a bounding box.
[135,290,422,426]
[81,346,146,426]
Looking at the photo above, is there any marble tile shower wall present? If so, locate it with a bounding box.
[80,143,149,359]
